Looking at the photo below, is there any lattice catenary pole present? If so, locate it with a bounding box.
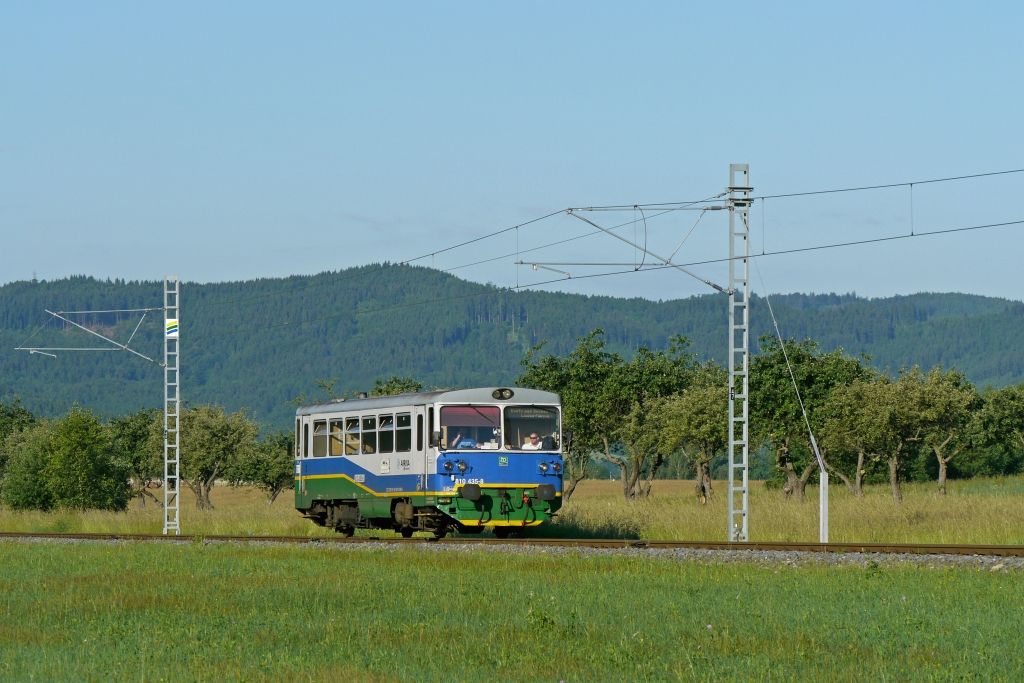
[163,277,181,535]
[727,164,752,542]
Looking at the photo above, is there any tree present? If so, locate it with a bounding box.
[751,337,869,501]
[44,407,130,511]
[519,330,700,500]
[611,399,670,500]
[0,398,35,480]
[595,339,698,500]
[150,405,259,510]
[969,385,1024,476]
[654,364,729,504]
[0,421,54,511]
[371,376,424,396]
[518,330,620,499]
[916,368,980,495]
[227,431,294,504]
[108,409,162,508]
[0,398,35,447]
[820,378,887,497]
[874,370,928,503]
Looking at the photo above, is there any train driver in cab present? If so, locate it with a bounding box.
[521,432,541,450]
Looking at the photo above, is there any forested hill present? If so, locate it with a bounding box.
[2,264,1023,430]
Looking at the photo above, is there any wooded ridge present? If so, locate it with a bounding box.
[2,263,1022,430]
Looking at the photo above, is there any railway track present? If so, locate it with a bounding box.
[2,530,1022,557]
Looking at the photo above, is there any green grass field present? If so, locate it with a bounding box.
[2,479,1022,680]
[1,540,1021,682]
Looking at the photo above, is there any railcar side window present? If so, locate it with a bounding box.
[416,414,423,451]
[344,417,359,455]
[378,414,394,453]
[361,416,377,454]
[329,419,344,456]
[397,413,412,452]
[295,419,300,458]
[303,423,309,458]
[312,420,328,457]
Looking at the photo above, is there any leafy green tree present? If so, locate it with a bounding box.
[592,338,698,499]
[655,364,729,504]
[0,421,54,510]
[820,377,888,497]
[522,330,699,500]
[291,378,339,408]
[149,405,259,510]
[0,398,35,446]
[371,376,424,396]
[751,337,868,501]
[227,431,294,504]
[519,330,619,498]
[44,407,130,511]
[968,385,1024,476]
[885,370,931,502]
[108,409,162,508]
[866,370,931,503]
[0,398,35,479]
[988,385,1024,451]
[915,368,980,495]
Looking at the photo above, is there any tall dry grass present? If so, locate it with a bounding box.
[556,476,1024,544]
[0,485,334,537]
[1,476,1021,543]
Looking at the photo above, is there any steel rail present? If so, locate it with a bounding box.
[1,531,1022,557]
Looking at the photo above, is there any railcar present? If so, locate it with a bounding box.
[294,387,564,537]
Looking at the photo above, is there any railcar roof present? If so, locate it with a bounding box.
[297,387,560,416]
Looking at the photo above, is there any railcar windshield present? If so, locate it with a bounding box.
[505,406,560,450]
[440,405,502,450]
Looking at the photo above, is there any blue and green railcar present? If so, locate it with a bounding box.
[295,387,564,537]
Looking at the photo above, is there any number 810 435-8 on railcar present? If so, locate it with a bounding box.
[294,387,564,538]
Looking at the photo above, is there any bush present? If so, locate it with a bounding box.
[1,422,54,510]
[43,407,130,511]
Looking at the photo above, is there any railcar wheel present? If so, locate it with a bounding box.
[400,528,414,538]
[338,525,355,538]
[493,527,510,539]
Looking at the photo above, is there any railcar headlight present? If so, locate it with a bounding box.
[457,460,468,473]
[539,462,549,473]
[443,461,453,472]
[552,462,562,473]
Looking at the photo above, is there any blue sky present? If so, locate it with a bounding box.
[1,2,1021,300]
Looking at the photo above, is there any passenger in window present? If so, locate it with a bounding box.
[521,433,542,450]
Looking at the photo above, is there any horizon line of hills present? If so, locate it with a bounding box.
[3,263,1023,431]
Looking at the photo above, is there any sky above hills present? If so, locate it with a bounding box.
[2,2,1022,301]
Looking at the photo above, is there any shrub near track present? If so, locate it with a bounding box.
[0,541,1021,681]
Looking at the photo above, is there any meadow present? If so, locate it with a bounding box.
[2,478,1022,681]
[1,476,1022,545]
[1,539,1023,682]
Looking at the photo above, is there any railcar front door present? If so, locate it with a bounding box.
[413,406,429,493]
